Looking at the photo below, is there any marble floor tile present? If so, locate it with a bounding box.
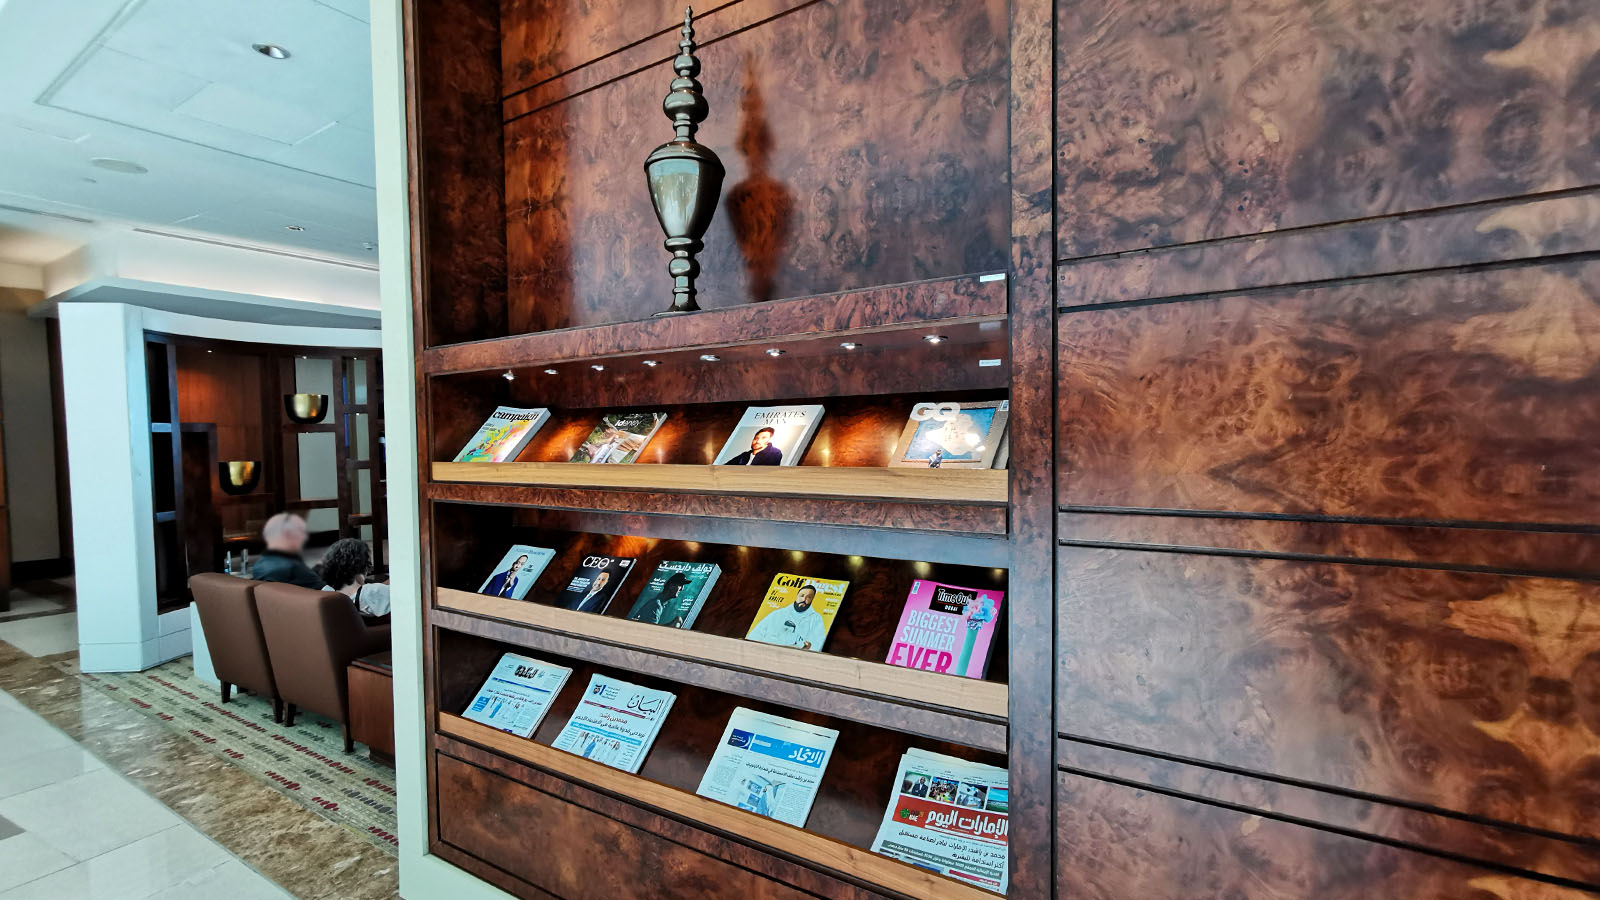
[0,824,232,900]
[0,767,181,861]
[0,613,77,657]
[0,744,104,799]
[0,831,76,892]
[145,859,295,900]
[0,705,79,759]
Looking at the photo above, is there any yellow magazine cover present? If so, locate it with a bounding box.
[745,573,849,652]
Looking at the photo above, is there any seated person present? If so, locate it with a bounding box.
[317,537,391,623]
[252,513,322,589]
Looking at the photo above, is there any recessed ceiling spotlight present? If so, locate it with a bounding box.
[362,241,376,251]
[923,334,946,344]
[765,348,785,357]
[642,360,660,367]
[839,341,859,350]
[699,354,720,362]
[253,43,290,59]
[285,224,305,232]
[590,364,605,371]
[89,157,147,175]
[543,368,557,375]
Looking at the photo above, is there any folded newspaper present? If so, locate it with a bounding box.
[551,673,675,774]
[870,748,1010,895]
[695,707,838,828]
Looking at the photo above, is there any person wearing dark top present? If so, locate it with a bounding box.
[251,512,322,589]
[722,426,783,465]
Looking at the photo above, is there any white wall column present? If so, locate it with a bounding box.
[59,302,159,672]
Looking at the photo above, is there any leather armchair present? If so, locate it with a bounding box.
[189,573,283,722]
[254,582,392,752]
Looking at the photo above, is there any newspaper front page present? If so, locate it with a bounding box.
[695,707,839,828]
[870,748,1009,895]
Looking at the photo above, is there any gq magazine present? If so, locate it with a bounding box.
[870,748,1010,895]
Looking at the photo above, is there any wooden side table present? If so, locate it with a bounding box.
[347,651,394,763]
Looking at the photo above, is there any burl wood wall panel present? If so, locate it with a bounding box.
[436,753,815,899]
[1055,772,1598,899]
[1057,259,1600,525]
[1053,0,1600,258]
[504,0,1009,333]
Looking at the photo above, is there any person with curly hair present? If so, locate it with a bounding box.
[317,537,391,621]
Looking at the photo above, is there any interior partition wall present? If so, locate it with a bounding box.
[383,0,1600,898]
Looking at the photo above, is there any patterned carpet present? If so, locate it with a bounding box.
[65,657,399,856]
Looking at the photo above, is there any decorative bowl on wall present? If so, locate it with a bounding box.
[284,393,330,424]
[219,460,262,495]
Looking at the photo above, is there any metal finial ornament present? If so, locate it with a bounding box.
[644,7,724,315]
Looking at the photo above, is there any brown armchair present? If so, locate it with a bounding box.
[254,582,392,752]
[189,573,283,722]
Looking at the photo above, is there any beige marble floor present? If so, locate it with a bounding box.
[0,639,399,900]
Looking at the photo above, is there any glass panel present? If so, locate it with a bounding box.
[294,356,335,395]
[297,430,338,500]
[350,358,368,405]
[349,468,372,516]
[146,342,171,422]
[353,413,371,460]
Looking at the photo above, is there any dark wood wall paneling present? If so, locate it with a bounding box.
[502,0,1011,334]
[1052,0,1600,896]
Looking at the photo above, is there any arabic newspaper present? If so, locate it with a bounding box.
[870,748,1009,895]
[551,673,675,774]
[461,653,572,738]
[695,707,839,828]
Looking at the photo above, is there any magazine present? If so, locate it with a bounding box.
[550,673,675,774]
[871,748,1010,895]
[885,581,1005,679]
[713,405,825,467]
[452,406,551,462]
[889,400,1009,469]
[625,561,721,629]
[557,554,636,613]
[744,573,848,652]
[477,544,557,602]
[695,707,838,828]
[569,412,669,464]
[991,432,1010,470]
[461,653,573,738]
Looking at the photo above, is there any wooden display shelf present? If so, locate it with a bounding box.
[436,713,999,900]
[422,272,1007,375]
[430,462,1008,504]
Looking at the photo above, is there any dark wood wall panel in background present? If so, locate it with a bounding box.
[504,0,1009,333]
[1053,0,1600,259]
[1055,772,1599,899]
[1057,259,1600,524]
[1056,547,1600,852]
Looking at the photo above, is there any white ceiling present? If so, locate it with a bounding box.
[0,0,378,265]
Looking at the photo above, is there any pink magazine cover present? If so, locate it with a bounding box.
[884,580,1004,680]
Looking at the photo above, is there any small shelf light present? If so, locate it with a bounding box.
[699,354,720,362]
[591,364,606,371]
[642,359,660,367]
[923,334,946,345]
[839,341,859,350]
[765,348,785,357]
[253,43,290,59]
[543,368,557,375]
[502,370,514,381]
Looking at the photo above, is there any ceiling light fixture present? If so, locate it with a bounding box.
[285,224,305,232]
[699,354,720,362]
[89,157,147,175]
[253,43,290,59]
[839,341,859,350]
[765,348,785,357]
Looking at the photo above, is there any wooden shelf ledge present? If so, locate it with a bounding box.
[436,713,998,900]
[430,462,1008,504]
[437,588,1009,721]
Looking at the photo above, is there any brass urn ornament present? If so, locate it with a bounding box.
[644,7,724,315]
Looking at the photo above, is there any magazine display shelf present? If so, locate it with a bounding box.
[402,1,1053,897]
[435,713,997,900]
